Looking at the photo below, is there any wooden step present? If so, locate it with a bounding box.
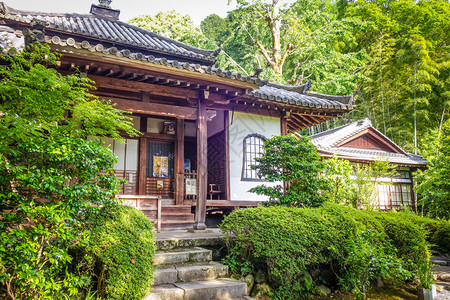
[161,205,192,214]
[162,213,195,222]
[161,199,175,205]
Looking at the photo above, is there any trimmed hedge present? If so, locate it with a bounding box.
[391,212,450,254]
[83,204,156,300]
[220,203,429,299]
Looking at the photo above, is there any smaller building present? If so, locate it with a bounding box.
[309,118,427,211]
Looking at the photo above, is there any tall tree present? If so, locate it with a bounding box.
[129,10,212,48]
[0,44,138,298]
[341,0,450,152]
[415,117,450,220]
[204,0,366,93]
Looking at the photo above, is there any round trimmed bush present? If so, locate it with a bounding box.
[84,204,156,299]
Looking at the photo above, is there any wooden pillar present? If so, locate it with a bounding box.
[138,117,148,195]
[138,137,147,195]
[281,113,288,135]
[175,118,185,205]
[194,92,208,230]
[224,111,231,201]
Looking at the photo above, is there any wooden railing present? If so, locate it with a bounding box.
[116,195,162,232]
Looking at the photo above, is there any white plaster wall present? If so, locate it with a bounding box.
[229,112,281,201]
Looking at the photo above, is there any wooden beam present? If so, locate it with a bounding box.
[110,98,198,120]
[138,137,147,195]
[56,51,255,92]
[194,95,208,230]
[89,74,229,103]
[175,118,185,205]
[303,115,322,126]
[289,115,308,130]
[224,111,230,201]
[89,74,198,99]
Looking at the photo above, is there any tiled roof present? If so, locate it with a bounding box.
[0,2,220,65]
[0,2,356,113]
[310,118,374,148]
[251,84,354,110]
[0,25,24,53]
[308,118,427,166]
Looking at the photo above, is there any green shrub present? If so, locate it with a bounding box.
[249,134,330,207]
[338,230,412,299]
[390,212,450,254]
[220,203,428,299]
[430,222,450,254]
[82,204,156,300]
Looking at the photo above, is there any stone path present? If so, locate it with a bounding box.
[432,253,450,299]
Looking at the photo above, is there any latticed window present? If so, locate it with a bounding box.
[242,134,266,180]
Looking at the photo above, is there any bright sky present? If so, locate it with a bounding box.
[5,0,239,25]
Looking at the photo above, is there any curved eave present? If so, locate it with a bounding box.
[49,43,260,91]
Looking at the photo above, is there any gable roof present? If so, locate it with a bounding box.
[309,118,427,166]
[0,2,220,65]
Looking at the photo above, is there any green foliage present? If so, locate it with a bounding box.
[208,0,366,91]
[324,155,354,204]
[342,0,450,152]
[80,204,156,300]
[338,230,412,299]
[128,11,214,49]
[0,44,139,299]
[393,212,450,254]
[415,118,450,220]
[417,260,434,289]
[325,155,396,208]
[249,134,330,207]
[220,203,428,299]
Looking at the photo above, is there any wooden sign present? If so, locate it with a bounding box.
[185,179,196,195]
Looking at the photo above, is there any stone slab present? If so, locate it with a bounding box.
[155,229,225,250]
[154,268,178,285]
[154,247,212,265]
[177,262,229,282]
[174,278,247,300]
[143,284,184,300]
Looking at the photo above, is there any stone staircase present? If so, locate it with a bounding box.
[145,230,251,300]
[431,253,450,293]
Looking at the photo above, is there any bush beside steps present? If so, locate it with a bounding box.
[220,203,439,300]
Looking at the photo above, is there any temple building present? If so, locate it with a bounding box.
[310,118,427,211]
[0,1,357,230]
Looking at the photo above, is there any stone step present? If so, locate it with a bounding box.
[144,278,247,300]
[154,247,212,266]
[431,256,450,266]
[156,229,224,250]
[154,261,228,285]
